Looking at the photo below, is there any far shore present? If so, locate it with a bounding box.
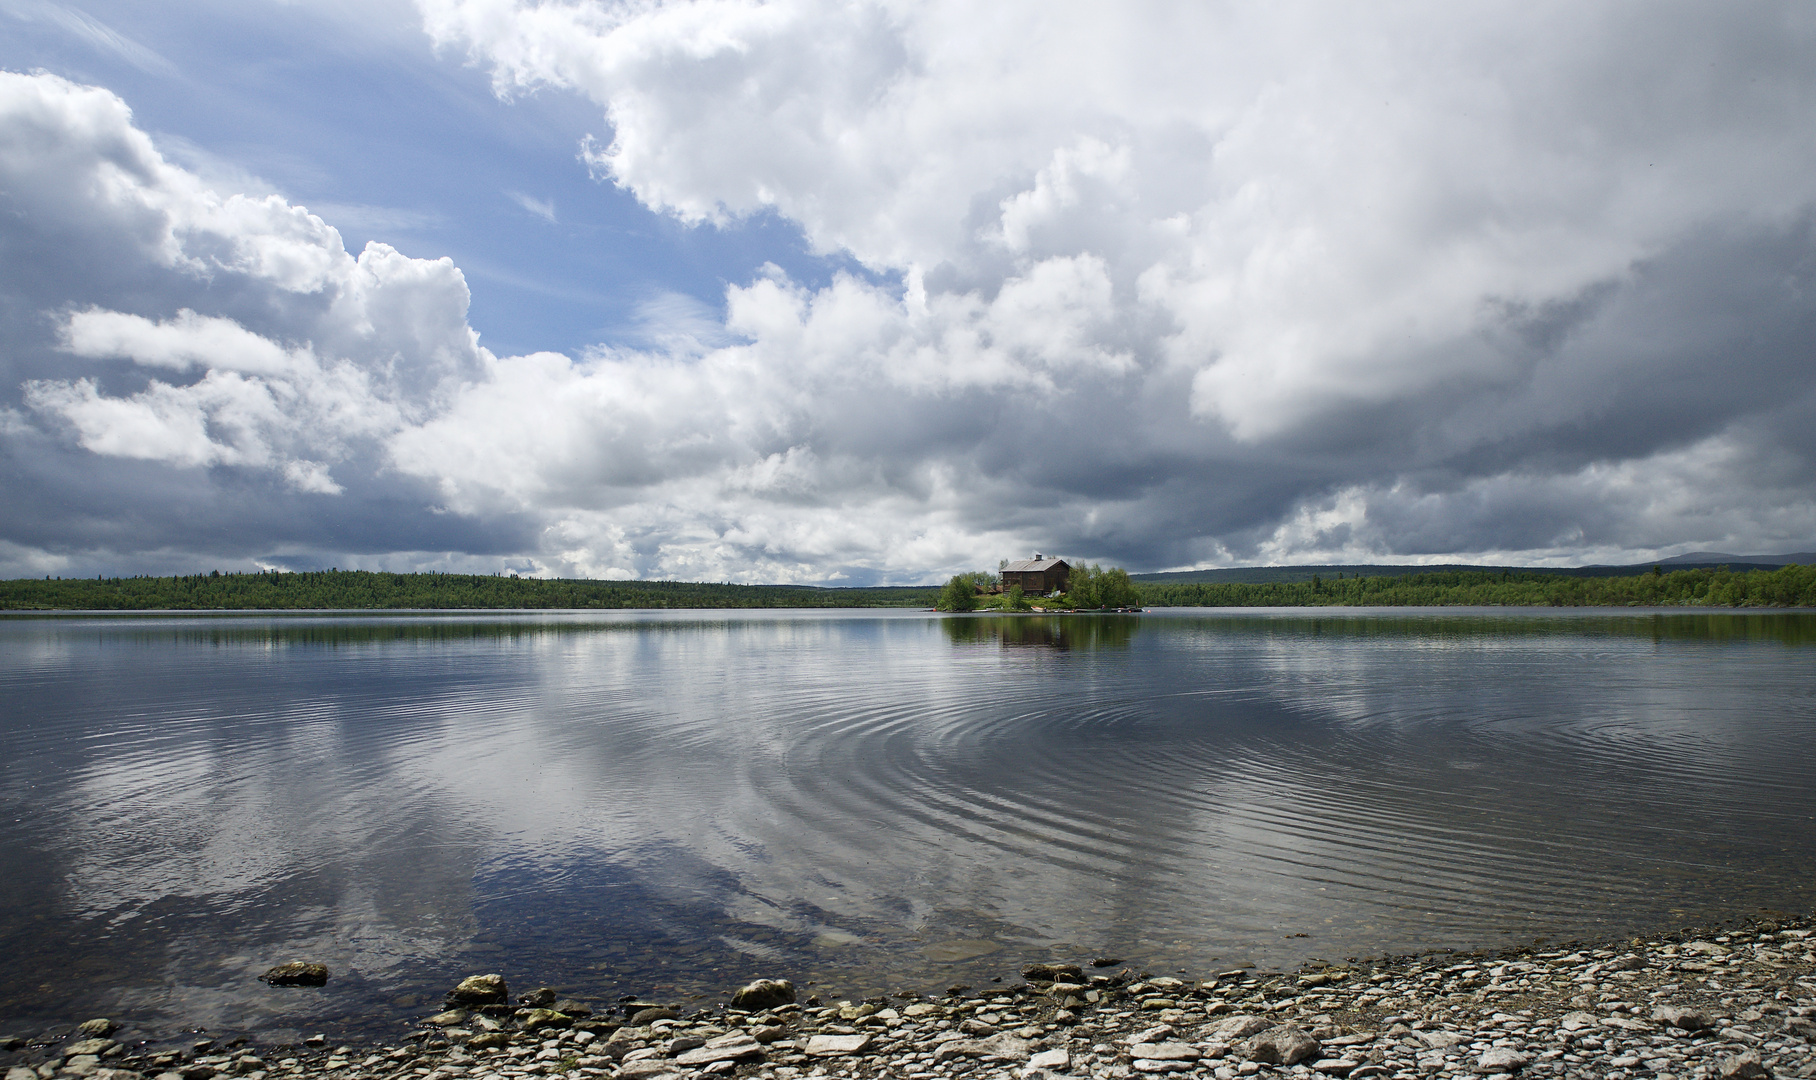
[4,563,1814,612]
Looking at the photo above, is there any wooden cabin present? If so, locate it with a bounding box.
[1000,555,1071,595]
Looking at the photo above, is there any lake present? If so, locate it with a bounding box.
[2,608,1813,1041]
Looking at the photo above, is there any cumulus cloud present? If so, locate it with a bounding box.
[0,70,516,570]
[405,0,1816,570]
[5,0,1816,581]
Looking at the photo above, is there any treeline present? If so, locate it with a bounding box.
[0,570,938,611]
[3,564,1811,612]
[1133,564,1816,608]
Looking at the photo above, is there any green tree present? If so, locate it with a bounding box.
[1004,584,1031,610]
[1098,567,1137,608]
[937,574,979,612]
[1064,563,1101,608]
[1061,562,1136,608]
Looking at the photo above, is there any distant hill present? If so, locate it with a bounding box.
[1131,552,1816,585]
[1642,551,1816,568]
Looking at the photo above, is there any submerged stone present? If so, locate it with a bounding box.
[261,962,329,987]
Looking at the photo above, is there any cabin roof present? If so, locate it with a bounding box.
[1002,558,1068,573]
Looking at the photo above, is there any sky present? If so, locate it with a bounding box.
[1,1,1814,584]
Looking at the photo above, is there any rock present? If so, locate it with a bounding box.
[748,1025,787,1043]
[1129,1042,1200,1061]
[1028,1048,1070,1071]
[260,962,329,987]
[516,1008,571,1032]
[676,1035,764,1066]
[1718,1051,1769,1080]
[1023,963,1086,984]
[1786,1017,1816,1039]
[1093,957,1123,967]
[74,1021,116,1039]
[518,987,558,1007]
[615,1063,682,1080]
[1652,1004,1713,1030]
[446,974,509,1007]
[1558,1011,1598,1031]
[91,1070,142,1080]
[804,1034,872,1057]
[1208,1015,1273,1041]
[629,1007,677,1026]
[730,978,797,1011]
[1415,1031,1463,1050]
[934,1032,1033,1062]
[425,1010,468,1026]
[1247,1025,1320,1067]
[7,1068,37,1080]
[464,1033,511,1051]
[64,1040,118,1058]
[552,999,592,1016]
[1476,1047,1530,1073]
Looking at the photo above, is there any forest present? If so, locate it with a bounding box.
[0,570,938,610]
[1134,563,1816,608]
[1,563,1811,611]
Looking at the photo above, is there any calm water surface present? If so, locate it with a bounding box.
[2,608,1814,1040]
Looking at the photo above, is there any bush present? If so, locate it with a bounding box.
[936,574,978,612]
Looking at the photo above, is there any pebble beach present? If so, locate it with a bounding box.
[11,915,1816,1080]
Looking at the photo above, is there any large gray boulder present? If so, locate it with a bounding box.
[446,974,509,1006]
[1246,1025,1321,1066]
[1208,1014,1273,1041]
[730,978,797,1010]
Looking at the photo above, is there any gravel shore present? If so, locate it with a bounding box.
[10,915,1816,1080]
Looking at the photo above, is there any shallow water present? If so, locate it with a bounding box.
[2,608,1813,1040]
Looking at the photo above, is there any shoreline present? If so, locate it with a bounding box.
[10,913,1815,1080]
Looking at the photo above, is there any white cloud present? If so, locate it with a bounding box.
[0,0,180,77]
[61,308,299,376]
[506,189,556,222]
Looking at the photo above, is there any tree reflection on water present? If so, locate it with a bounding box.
[941,613,1140,649]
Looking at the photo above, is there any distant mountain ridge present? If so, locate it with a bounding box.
[1130,552,1816,585]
